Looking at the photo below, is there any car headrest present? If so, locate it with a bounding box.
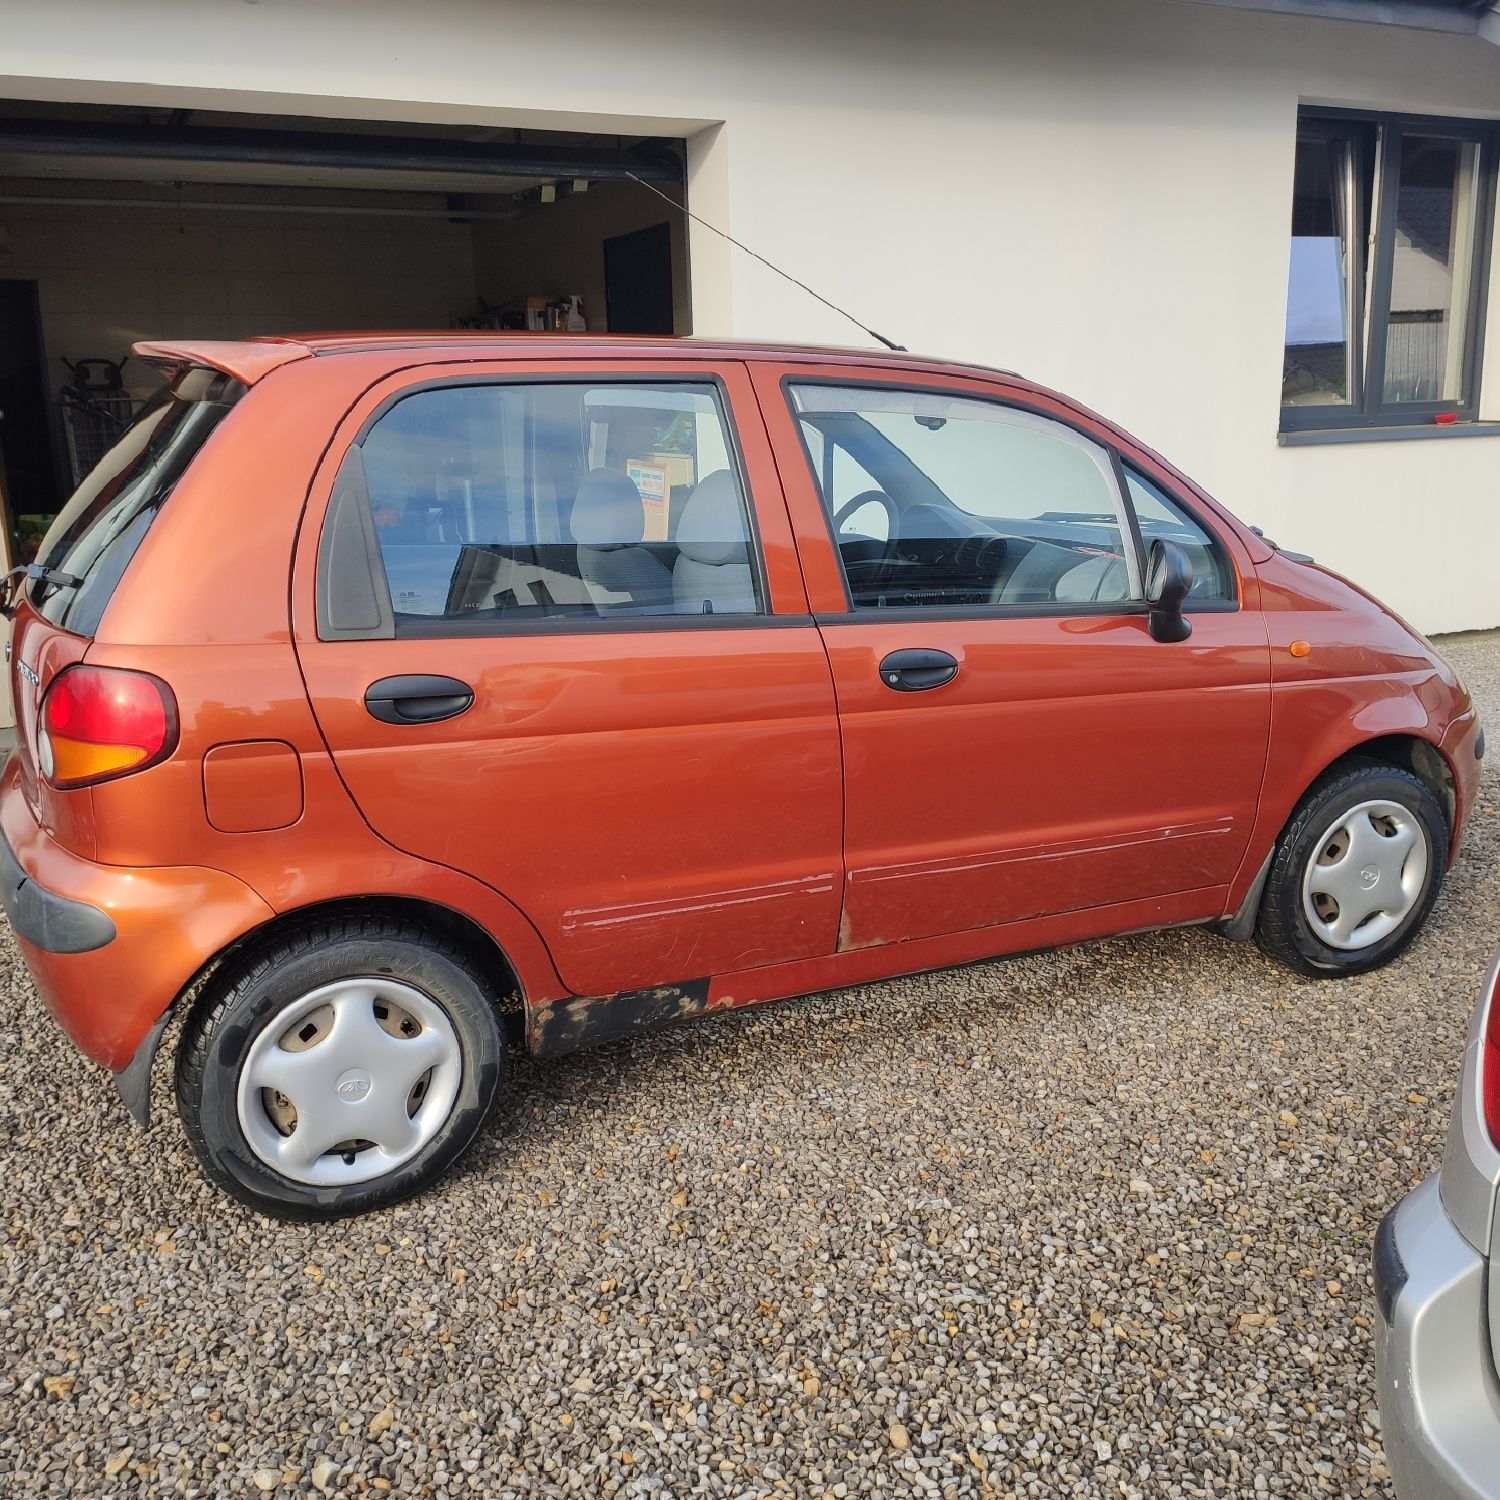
[1055,552,1128,603]
[674,470,746,567]
[571,468,646,550]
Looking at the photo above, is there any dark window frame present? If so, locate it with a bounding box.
[782,375,1242,619]
[320,371,773,641]
[1281,106,1498,435]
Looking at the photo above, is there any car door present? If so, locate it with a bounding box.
[292,359,843,998]
[750,361,1272,953]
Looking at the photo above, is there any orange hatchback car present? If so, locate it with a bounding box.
[0,334,1483,1218]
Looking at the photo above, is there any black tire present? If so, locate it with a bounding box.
[176,916,503,1220]
[1255,759,1448,978]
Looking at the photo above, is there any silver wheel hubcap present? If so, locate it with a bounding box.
[236,978,462,1187]
[1300,798,1429,952]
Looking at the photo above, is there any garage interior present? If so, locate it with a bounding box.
[0,100,689,566]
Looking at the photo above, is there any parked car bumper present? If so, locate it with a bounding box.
[0,753,273,1109]
[1374,1175,1500,1500]
[1442,707,1484,861]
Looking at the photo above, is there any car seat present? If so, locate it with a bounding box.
[672,470,757,615]
[570,468,674,612]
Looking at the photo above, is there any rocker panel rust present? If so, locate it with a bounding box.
[528,979,714,1058]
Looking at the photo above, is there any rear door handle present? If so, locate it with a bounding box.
[878,648,959,692]
[364,674,474,725]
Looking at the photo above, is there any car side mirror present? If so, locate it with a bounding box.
[1145,538,1193,643]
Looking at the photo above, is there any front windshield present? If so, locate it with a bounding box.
[861,410,1119,524]
[792,386,1126,531]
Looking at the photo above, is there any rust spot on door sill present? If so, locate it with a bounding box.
[528,979,712,1059]
[837,908,882,953]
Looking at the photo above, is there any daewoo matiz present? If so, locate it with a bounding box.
[0,334,1483,1218]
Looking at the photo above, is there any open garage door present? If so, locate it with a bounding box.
[0,100,689,567]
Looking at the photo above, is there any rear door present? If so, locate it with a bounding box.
[751,362,1272,951]
[292,360,843,999]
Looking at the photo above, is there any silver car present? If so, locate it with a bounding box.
[1376,949,1500,1497]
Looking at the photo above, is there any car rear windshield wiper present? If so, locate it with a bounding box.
[0,563,83,619]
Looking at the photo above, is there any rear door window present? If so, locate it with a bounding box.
[29,367,242,636]
[320,379,763,638]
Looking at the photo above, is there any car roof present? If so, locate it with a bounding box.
[132,332,1023,388]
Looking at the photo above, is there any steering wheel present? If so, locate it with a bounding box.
[832,488,898,540]
[831,489,905,601]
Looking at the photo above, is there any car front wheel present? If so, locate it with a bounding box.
[1255,760,1448,978]
[177,917,503,1219]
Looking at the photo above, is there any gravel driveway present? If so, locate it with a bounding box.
[1,633,1496,1500]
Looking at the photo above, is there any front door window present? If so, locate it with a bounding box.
[790,384,1140,610]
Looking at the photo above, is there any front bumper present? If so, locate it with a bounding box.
[1374,1176,1500,1500]
[1442,707,1485,862]
[0,755,273,1111]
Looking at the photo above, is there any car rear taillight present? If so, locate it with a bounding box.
[38,665,177,789]
[1484,965,1500,1149]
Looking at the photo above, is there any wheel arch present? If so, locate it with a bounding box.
[120,894,529,1128]
[1221,725,1458,941]
[182,893,529,1033]
[1330,733,1456,845]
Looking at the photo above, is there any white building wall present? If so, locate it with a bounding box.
[4,0,1498,632]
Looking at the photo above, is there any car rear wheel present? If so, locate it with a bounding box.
[1255,760,1448,977]
[176,916,503,1219]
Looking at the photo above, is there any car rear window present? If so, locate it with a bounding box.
[29,366,243,636]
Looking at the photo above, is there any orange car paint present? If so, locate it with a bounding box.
[0,334,1482,1101]
[202,741,304,833]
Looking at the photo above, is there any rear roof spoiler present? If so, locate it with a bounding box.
[131,337,314,386]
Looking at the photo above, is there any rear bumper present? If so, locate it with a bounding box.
[1374,1176,1500,1500]
[0,825,115,954]
[0,754,273,1084]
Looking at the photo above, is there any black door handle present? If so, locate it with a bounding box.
[364,674,474,725]
[878,648,959,692]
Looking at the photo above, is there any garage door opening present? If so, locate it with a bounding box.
[0,100,689,566]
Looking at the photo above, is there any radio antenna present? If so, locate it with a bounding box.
[624,170,906,352]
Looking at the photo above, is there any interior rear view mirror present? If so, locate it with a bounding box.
[1146,538,1193,643]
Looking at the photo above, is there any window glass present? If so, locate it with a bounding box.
[798,419,889,543]
[833,489,891,544]
[1121,468,1235,604]
[1280,111,1491,429]
[349,381,761,634]
[31,367,240,635]
[790,384,1139,611]
[832,445,887,542]
[1283,134,1359,408]
[1382,134,1481,405]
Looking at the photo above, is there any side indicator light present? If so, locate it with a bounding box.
[1289,640,1311,658]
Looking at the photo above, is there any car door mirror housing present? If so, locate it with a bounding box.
[1145,538,1193,643]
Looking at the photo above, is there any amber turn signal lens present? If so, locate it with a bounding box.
[38,665,177,789]
[1289,640,1311,658]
